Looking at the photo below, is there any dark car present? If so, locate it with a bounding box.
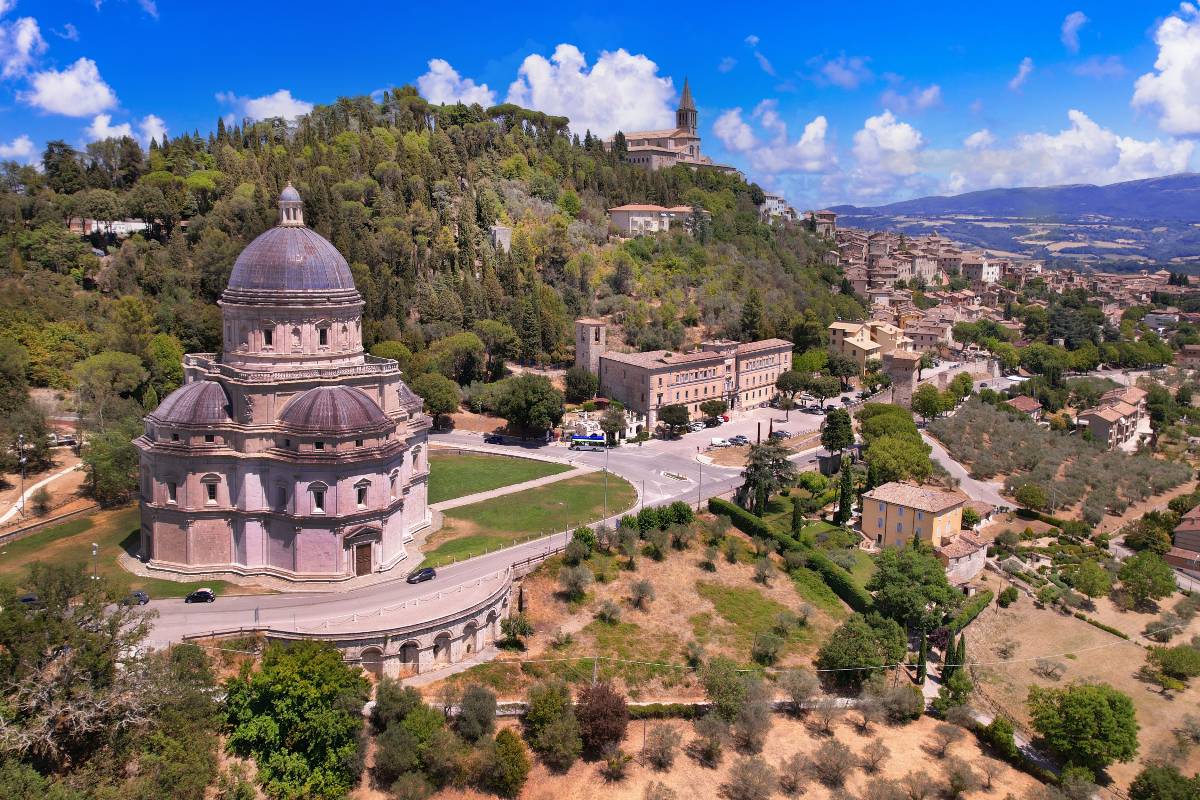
[483,434,504,444]
[122,590,150,606]
[407,567,436,584]
[841,396,854,404]
[704,418,722,428]
[17,593,40,607]
[184,588,216,604]
[769,430,790,439]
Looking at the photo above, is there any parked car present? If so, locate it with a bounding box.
[704,418,722,428]
[483,433,504,444]
[841,396,854,404]
[123,590,150,606]
[17,593,40,607]
[407,567,437,584]
[729,435,750,445]
[805,405,825,414]
[710,438,732,448]
[687,421,706,432]
[184,588,216,604]
[769,430,792,439]
[720,414,731,422]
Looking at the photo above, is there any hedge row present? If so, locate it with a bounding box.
[628,703,702,720]
[708,497,873,612]
[709,497,800,550]
[948,590,994,633]
[1072,612,1131,640]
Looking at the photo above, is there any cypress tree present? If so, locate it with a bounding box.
[791,494,803,536]
[835,466,853,525]
[944,632,957,681]
[957,635,967,671]
[917,631,928,685]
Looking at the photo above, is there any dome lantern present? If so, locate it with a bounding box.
[279,182,304,227]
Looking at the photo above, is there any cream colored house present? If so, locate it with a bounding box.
[861,482,965,549]
[827,320,914,371]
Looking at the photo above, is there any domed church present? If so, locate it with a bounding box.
[135,185,431,581]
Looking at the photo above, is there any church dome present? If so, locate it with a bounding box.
[278,386,391,434]
[150,380,232,426]
[225,184,356,293]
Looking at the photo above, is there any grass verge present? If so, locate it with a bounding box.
[428,452,570,505]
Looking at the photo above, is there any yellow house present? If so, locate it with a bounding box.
[861,482,965,549]
[827,321,913,372]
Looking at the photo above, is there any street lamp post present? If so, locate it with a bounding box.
[90,542,99,581]
[697,453,703,511]
[603,444,610,521]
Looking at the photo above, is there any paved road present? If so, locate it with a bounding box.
[0,463,82,526]
[921,430,1009,508]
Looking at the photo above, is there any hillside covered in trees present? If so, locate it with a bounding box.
[0,87,861,492]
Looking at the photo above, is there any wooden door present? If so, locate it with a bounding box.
[354,543,372,576]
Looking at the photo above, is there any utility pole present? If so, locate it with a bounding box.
[697,456,703,511]
[603,444,610,520]
[16,433,25,518]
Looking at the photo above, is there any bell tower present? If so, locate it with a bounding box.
[676,77,697,134]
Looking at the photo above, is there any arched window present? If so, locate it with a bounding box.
[309,482,328,514]
[354,479,370,509]
[388,470,399,500]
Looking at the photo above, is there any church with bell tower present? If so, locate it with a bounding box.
[606,78,739,176]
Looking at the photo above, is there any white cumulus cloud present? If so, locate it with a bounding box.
[218,89,313,121]
[0,133,35,162]
[505,44,675,136]
[416,58,496,106]
[940,109,1193,192]
[714,100,834,174]
[139,113,166,144]
[1133,4,1200,135]
[844,111,925,199]
[86,113,132,140]
[1061,11,1088,53]
[963,129,995,149]
[0,15,47,78]
[1009,57,1034,91]
[21,57,116,116]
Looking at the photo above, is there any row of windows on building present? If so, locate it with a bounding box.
[160,471,405,515]
[240,322,358,353]
[158,430,380,453]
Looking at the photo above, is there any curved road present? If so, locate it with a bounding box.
[146,418,794,646]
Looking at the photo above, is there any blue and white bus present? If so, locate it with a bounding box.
[569,433,607,451]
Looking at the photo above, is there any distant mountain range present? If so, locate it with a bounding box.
[828,173,1200,269]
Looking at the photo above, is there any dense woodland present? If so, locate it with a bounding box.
[0,87,862,495]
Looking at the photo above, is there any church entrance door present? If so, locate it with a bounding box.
[354,543,372,576]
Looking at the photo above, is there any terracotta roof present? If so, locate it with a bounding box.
[279,386,391,434]
[609,204,672,212]
[736,338,793,355]
[600,349,672,368]
[1080,406,1124,424]
[1100,387,1147,406]
[1005,395,1042,413]
[937,532,986,559]
[150,380,232,426]
[863,482,966,513]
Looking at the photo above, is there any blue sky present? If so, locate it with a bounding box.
[5,0,1200,207]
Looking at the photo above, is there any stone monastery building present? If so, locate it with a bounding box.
[135,185,431,582]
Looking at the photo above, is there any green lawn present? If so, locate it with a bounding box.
[421,471,637,567]
[427,452,570,505]
[693,580,816,660]
[790,567,851,620]
[0,507,245,598]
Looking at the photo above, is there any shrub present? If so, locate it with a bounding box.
[575,681,628,754]
[881,684,924,722]
[701,546,718,571]
[389,772,434,800]
[998,586,1019,607]
[693,713,728,767]
[525,679,581,770]
[809,739,854,786]
[646,528,670,560]
[629,702,700,720]
[645,782,679,800]
[949,590,994,632]
[595,600,621,624]
[721,755,777,800]
[631,579,656,610]
[563,538,590,566]
[644,723,682,770]
[600,745,632,782]
[862,777,906,800]
[456,684,496,741]
[944,756,979,799]
[732,679,773,752]
[487,729,531,798]
[702,657,748,721]
[778,752,808,795]
[723,537,741,563]
[373,678,424,731]
[751,632,784,666]
[931,722,965,757]
[753,558,775,585]
[862,739,890,772]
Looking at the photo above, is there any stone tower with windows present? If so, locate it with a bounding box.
[676,78,697,135]
[575,319,607,376]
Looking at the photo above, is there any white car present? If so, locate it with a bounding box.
[687,421,706,432]
[710,437,732,448]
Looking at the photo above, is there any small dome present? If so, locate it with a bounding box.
[279,386,391,434]
[150,381,232,426]
[226,226,356,292]
[279,183,301,202]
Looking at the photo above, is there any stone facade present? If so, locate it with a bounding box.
[136,185,431,582]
